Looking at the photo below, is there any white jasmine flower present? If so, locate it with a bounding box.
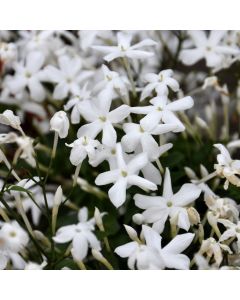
[214,143,240,189]
[0,221,29,270]
[43,55,93,100]
[134,168,201,233]
[141,69,179,101]
[131,95,194,132]
[89,144,118,169]
[180,30,239,68]
[50,111,69,139]
[115,225,194,270]
[93,65,130,101]
[92,32,157,62]
[53,207,101,261]
[7,51,46,102]
[64,83,92,124]
[95,143,157,207]
[77,94,130,147]
[121,122,176,160]
[67,136,100,166]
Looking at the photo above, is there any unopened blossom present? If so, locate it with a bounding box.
[199,237,232,266]
[77,94,130,147]
[115,225,194,270]
[0,221,29,270]
[43,55,93,100]
[64,83,92,124]
[180,30,239,68]
[141,69,179,101]
[214,143,240,189]
[92,32,157,62]
[67,136,100,166]
[131,95,194,132]
[95,143,157,207]
[7,51,46,102]
[93,65,130,101]
[121,122,175,160]
[50,111,69,139]
[134,168,201,233]
[53,207,101,261]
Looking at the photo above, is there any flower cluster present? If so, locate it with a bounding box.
[0,30,240,270]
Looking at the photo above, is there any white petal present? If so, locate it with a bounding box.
[77,121,102,139]
[115,241,138,258]
[142,225,162,249]
[108,105,130,123]
[163,168,173,198]
[162,253,190,270]
[127,152,148,174]
[108,178,127,207]
[162,233,194,254]
[26,51,44,73]
[166,96,194,112]
[128,175,157,191]
[53,82,69,100]
[134,194,164,209]
[71,234,88,261]
[180,48,204,65]
[102,122,117,147]
[172,184,201,206]
[28,78,45,102]
[142,163,161,185]
[53,225,77,243]
[95,170,119,185]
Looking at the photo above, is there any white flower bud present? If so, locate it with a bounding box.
[124,225,138,241]
[195,117,208,129]
[50,111,69,138]
[94,207,103,229]
[92,249,104,261]
[200,164,209,178]
[132,213,144,225]
[53,186,63,206]
[184,167,197,180]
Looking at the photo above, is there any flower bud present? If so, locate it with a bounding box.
[195,117,208,129]
[124,225,138,241]
[132,213,144,225]
[50,111,69,138]
[200,164,209,178]
[94,207,103,229]
[187,207,200,225]
[184,167,197,180]
[53,186,63,206]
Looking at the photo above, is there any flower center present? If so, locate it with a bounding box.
[66,78,72,83]
[206,46,212,51]
[25,71,32,78]
[99,116,107,122]
[121,170,128,177]
[157,106,162,111]
[9,231,16,237]
[159,74,163,81]
[111,149,116,155]
[167,201,173,207]
[82,136,88,146]
[139,126,144,133]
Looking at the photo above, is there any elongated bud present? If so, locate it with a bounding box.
[33,230,51,247]
[54,186,63,206]
[91,249,113,270]
[184,166,197,180]
[207,212,221,238]
[200,164,209,178]
[124,225,138,241]
[94,207,103,230]
[195,116,208,129]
